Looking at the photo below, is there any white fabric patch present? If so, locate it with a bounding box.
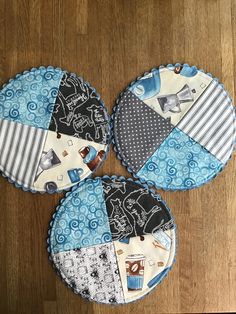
[114,230,176,303]
[144,68,213,125]
[33,130,107,192]
[51,243,125,304]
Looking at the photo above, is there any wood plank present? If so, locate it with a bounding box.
[0,0,235,313]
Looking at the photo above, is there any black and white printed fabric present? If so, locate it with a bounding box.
[102,177,174,240]
[49,72,109,145]
[52,244,124,304]
[113,64,236,190]
[48,177,176,304]
[0,66,110,193]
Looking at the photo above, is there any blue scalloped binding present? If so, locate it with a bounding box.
[111,63,236,191]
[46,175,177,305]
[0,66,111,194]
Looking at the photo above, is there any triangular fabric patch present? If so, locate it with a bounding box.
[137,127,223,190]
[114,90,174,172]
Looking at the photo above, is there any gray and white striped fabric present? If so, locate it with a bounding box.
[0,119,46,188]
[177,80,236,164]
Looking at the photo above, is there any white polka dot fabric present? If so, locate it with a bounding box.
[114,90,174,172]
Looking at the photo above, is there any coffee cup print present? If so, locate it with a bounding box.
[125,254,146,291]
[130,69,161,101]
[48,177,176,304]
[0,67,110,193]
[152,229,171,251]
[67,168,84,183]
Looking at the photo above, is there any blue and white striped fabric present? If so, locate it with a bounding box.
[0,67,110,192]
[177,80,236,164]
[0,118,46,189]
[113,64,236,190]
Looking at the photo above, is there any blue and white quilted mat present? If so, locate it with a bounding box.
[0,67,110,193]
[48,177,176,304]
[113,64,236,190]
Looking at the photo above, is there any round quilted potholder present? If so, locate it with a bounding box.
[0,66,110,193]
[48,176,176,304]
[113,64,236,190]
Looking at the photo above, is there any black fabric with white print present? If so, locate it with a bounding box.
[49,72,109,145]
[101,177,174,240]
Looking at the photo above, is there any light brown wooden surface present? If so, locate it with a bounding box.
[0,0,236,313]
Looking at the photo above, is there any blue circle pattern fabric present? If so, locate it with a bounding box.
[48,177,176,304]
[113,64,236,190]
[0,67,110,193]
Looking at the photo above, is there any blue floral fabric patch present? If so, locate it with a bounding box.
[49,178,112,253]
[137,128,223,190]
[0,67,64,129]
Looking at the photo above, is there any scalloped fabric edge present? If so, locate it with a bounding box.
[46,175,177,305]
[111,63,236,191]
[0,66,111,194]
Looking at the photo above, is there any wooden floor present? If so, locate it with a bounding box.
[0,0,236,313]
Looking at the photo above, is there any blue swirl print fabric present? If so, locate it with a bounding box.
[49,178,112,253]
[48,177,176,304]
[0,67,110,193]
[113,65,236,190]
[0,67,64,129]
[137,128,223,190]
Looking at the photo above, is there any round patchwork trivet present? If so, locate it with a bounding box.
[0,66,110,193]
[47,176,176,304]
[113,64,236,190]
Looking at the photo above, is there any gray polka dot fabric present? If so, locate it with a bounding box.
[114,90,174,172]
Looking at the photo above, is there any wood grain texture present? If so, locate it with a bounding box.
[0,0,235,313]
